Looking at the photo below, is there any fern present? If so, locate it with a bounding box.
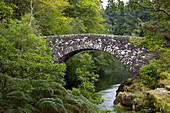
[24,104,38,113]
[0,72,100,113]
[56,103,67,113]
[54,98,63,105]
[5,109,17,113]
[36,97,68,113]
[7,91,26,97]
[37,100,58,112]
[52,82,67,93]
[64,103,80,113]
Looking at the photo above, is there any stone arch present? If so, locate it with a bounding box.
[45,34,156,77]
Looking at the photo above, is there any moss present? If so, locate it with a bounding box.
[160,72,169,79]
[114,91,134,108]
[114,46,170,112]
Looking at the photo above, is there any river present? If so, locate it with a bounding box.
[95,59,131,111]
[99,84,120,110]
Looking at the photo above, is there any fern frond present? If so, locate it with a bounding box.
[53,89,67,95]
[36,98,58,112]
[25,104,38,112]
[52,82,67,92]
[0,99,9,108]
[7,91,26,97]
[56,103,67,113]
[54,98,63,105]
[64,103,80,113]
[5,109,17,113]
[42,101,58,111]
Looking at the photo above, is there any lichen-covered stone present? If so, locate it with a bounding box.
[114,91,134,111]
[45,34,157,77]
[115,78,134,96]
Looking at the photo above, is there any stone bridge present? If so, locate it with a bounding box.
[44,34,157,77]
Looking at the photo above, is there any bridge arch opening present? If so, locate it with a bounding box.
[64,50,131,91]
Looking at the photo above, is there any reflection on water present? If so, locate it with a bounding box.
[95,59,131,92]
[95,59,131,110]
[99,84,120,110]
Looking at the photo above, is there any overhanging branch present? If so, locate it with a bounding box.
[130,0,170,16]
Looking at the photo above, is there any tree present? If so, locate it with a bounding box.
[128,0,170,39]
[0,15,66,83]
[0,1,13,21]
[1,0,76,35]
[105,0,155,36]
[129,0,170,17]
[65,0,104,33]
[0,14,100,113]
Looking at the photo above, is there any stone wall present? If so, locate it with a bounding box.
[44,34,157,77]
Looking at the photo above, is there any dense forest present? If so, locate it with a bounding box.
[0,0,169,112]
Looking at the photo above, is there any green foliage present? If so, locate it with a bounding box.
[89,50,117,74]
[131,47,170,112]
[66,52,103,104]
[0,16,66,84]
[65,50,131,105]
[140,59,161,89]
[105,0,155,36]
[159,72,168,79]
[65,0,104,33]
[0,15,101,112]
[137,93,157,113]
[129,0,170,19]
[63,17,86,34]
[0,74,100,113]
[142,20,170,39]
[129,37,144,47]
[90,50,131,92]
[0,1,13,20]
[101,108,112,112]
[65,51,96,88]
[130,34,165,52]
[139,47,170,90]
[2,0,106,35]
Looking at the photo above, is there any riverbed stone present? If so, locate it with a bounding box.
[114,92,133,107]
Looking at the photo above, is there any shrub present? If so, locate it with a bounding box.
[140,59,160,89]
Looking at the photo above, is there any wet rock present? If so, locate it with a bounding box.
[116,78,133,93]
[114,78,136,111]
[114,92,133,108]
[166,86,170,91]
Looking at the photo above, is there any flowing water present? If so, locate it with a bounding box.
[95,59,131,110]
[99,84,120,110]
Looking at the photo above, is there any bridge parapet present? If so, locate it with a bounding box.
[44,34,133,39]
[45,34,156,77]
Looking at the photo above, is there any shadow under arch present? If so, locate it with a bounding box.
[64,49,132,91]
[56,48,136,77]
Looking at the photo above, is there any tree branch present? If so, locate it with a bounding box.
[33,0,40,9]
[152,2,170,16]
[130,0,170,16]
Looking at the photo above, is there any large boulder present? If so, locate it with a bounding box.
[114,78,135,111]
[114,92,133,106]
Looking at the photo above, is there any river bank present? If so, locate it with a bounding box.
[114,48,170,112]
